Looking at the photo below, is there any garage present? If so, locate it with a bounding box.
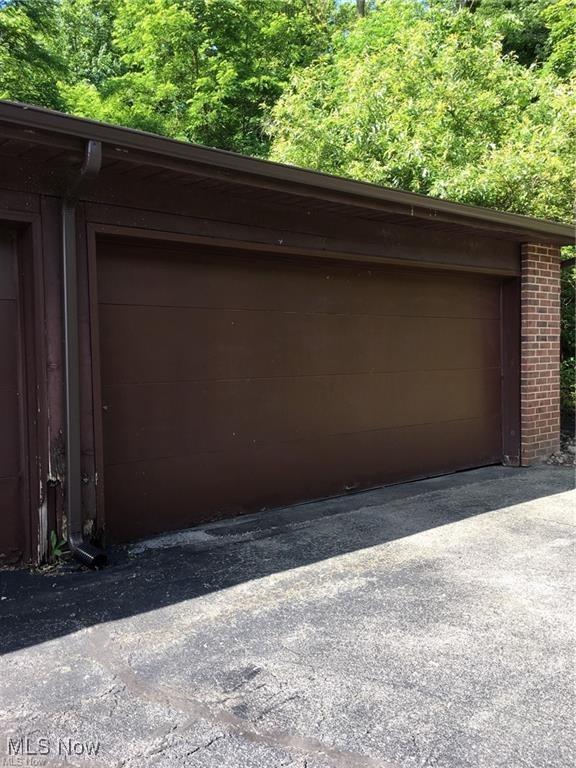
[0,101,571,564]
[98,238,503,542]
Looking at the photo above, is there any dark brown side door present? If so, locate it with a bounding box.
[98,240,503,543]
[0,229,25,563]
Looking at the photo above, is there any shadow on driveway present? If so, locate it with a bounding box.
[1,464,573,656]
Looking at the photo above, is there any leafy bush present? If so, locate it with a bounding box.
[561,253,575,414]
[561,358,575,413]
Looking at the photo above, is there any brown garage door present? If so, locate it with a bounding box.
[98,240,502,543]
[0,229,24,563]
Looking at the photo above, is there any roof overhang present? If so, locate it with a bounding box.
[0,100,573,246]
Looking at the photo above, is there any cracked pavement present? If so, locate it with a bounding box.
[0,465,574,767]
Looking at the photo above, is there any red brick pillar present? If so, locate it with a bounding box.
[520,243,561,465]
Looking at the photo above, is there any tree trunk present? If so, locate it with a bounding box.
[356,0,366,17]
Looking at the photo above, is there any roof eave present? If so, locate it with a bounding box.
[0,100,573,245]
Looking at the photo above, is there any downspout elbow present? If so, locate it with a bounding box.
[68,531,107,569]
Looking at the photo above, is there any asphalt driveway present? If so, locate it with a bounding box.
[0,465,574,768]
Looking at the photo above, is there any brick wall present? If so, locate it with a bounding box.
[520,243,562,465]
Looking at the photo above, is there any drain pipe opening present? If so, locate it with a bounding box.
[62,139,107,569]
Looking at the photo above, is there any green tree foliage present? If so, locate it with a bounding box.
[462,0,551,65]
[269,0,576,224]
[542,0,576,78]
[0,0,63,107]
[56,0,120,87]
[463,0,576,74]
[62,0,343,154]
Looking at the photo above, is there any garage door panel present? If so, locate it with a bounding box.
[104,414,501,542]
[102,369,500,466]
[100,305,500,384]
[99,246,501,320]
[98,243,504,543]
